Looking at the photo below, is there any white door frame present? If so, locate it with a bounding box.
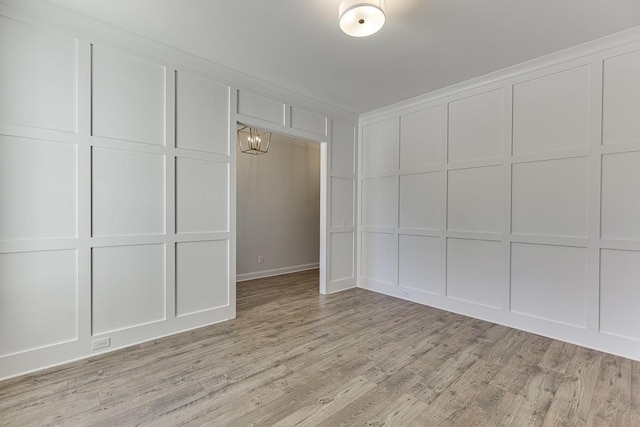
[234,118,329,295]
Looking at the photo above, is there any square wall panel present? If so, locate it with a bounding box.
[511,157,588,238]
[511,243,587,328]
[601,151,640,241]
[361,176,397,228]
[176,157,229,234]
[0,136,76,240]
[362,118,399,173]
[446,238,503,309]
[0,16,77,132]
[331,120,355,175]
[176,72,230,154]
[330,177,354,227]
[0,250,77,357]
[361,232,395,285]
[92,148,165,237]
[237,91,285,125]
[513,66,590,155]
[600,249,640,340]
[399,172,440,230]
[291,107,327,137]
[330,232,355,281]
[400,106,442,169]
[176,240,229,316]
[399,235,440,294]
[447,166,503,233]
[603,49,640,145]
[92,46,165,145]
[448,89,504,163]
[92,244,165,334]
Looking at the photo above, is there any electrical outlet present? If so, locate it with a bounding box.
[401,290,411,298]
[92,337,111,351]
[258,255,263,264]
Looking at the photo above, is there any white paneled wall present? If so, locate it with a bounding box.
[0,9,235,377]
[327,118,358,293]
[0,4,357,379]
[359,35,640,360]
[0,2,357,379]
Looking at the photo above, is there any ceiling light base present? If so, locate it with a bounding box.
[339,0,385,37]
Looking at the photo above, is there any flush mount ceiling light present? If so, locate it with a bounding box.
[237,125,271,155]
[339,0,386,37]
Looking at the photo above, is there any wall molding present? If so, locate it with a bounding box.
[360,25,640,123]
[236,263,319,282]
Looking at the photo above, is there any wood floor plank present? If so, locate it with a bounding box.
[0,269,638,426]
[270,375,377,426]
[542,346,603,426]
[406,358,501,425]
[632,361,640,426]
[586,353,632,426]
[539,340,579,375]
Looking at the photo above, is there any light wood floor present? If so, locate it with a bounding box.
[1,270,638,426]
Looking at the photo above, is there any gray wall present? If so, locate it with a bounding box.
[237,137,320,279]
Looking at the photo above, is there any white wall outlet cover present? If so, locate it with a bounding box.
[92,337,111,351]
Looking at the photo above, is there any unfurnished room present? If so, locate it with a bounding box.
[1,0,640,425]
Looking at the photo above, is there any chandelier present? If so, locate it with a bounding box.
[237,125,271,155]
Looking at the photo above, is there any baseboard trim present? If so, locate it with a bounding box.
[236,263,319,282]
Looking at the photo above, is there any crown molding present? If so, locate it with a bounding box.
[360,25,640,123]
[0,0,359,121]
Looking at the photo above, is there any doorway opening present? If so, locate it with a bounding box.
[235,123,327,296]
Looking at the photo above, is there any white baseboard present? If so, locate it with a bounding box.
[236,263,319,282]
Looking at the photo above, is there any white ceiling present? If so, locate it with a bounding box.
[47,0,640,114]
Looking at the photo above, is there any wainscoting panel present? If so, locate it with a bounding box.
[92,244,166,335]
[446,238,503,309]
[0,15,77,133]
[359,32,640,360]
[176,157,229,234]
[448,89,504,163]
[362,117,398,174]
[176,240,229,316]
[176,72,230,155]
[0,250,77,357]
[510,243,588,327]
[399,172,440,231]
[601,151,640,241]
[399,106,442,169]
[398,234,440,294]
[237,91,285,126]
[0,136,77,241]
[290,106,327,137]
[511,157,589,238]
[600,249,640,341]
[327,118,358,293]
[602,49,640,145]
[92,147,165,237]
[331,119,356,175]
[330,232,355,282]
[330,177,355,227]
[447,166,503,234]
[361,232,396,286]
[512,66,590,155]
[92,45,166,145]
[361,176,397,228]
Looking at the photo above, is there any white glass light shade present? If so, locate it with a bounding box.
[339,0,385,37]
